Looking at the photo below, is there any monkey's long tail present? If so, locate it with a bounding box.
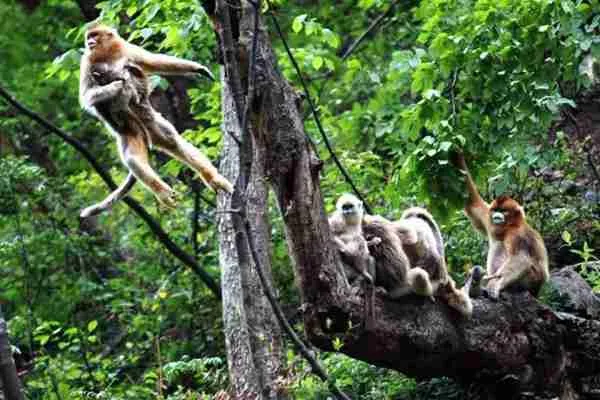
[80,173,137,218]
[401,207,445,260]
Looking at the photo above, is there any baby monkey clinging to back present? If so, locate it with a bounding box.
[79,22,233,218]
[330,194,473,318]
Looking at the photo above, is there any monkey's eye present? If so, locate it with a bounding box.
[342,204,353,210]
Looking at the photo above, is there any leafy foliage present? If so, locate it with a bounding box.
[0,0,598,398]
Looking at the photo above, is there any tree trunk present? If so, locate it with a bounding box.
[0,309,24,400]
[213,5,600,400]
[217,65,285,399]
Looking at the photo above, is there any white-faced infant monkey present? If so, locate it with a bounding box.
[454,153,549,300]
[329,194,377,285]
[79,23,233,218]
[329,193,379,327]
[393,208,473,317]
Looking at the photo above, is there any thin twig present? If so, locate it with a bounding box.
[0,85,221,299]
[266,4,372,215]
[340,0,401,61]
[192,188,201,259]
[449,68,459,127]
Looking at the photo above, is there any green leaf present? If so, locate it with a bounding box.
[423,89,440,99]
[439,141,452,152]
[312,56,323,70]
[562,230,572,245]
[37,335,50,345]
[126,5,137,16]
[87,320,98,333]
[292,14,306,33]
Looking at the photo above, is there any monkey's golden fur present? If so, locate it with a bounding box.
[79,23,233,218]
[455,153,549,299]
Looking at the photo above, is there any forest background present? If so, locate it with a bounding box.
[0,0,599,398]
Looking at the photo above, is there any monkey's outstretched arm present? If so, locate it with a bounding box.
[129,45,214,80]
[454,153,490,235]
[80,173,137,218]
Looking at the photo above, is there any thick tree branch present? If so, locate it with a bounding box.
[214,1,351,398]
[267,7,372,215]
[0,85,221,299]
[233,18,600,400]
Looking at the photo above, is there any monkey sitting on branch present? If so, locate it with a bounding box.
[330,194,431,300]
[392,207,473,317]
[328,194,377,286]
[329,194,472,317]
[329,194,380,327]
[79,22,233,218]
[454,153,549,300]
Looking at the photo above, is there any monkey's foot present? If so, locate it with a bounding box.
[484,286,500,301]
[465,265,484,298]
[202,173,234,194]
[156,189,179,209]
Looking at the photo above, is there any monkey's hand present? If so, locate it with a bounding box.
[451,151,468,171]
[195,64,215,81]
[82,80,125,107]
[367,236,382,247]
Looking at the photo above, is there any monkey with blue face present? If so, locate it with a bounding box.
[455,153,549,300]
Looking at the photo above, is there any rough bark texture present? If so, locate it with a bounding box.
[217,64,285,400]
[0,311,24,400]
[550,265,600,320]
[217,80,261,398]
[221,8,600,400]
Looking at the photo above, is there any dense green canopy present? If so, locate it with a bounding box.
[0,0,598,398]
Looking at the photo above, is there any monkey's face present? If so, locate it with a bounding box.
[489,195,524,227]
[336,194,363,226]
[85,26,116,52]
